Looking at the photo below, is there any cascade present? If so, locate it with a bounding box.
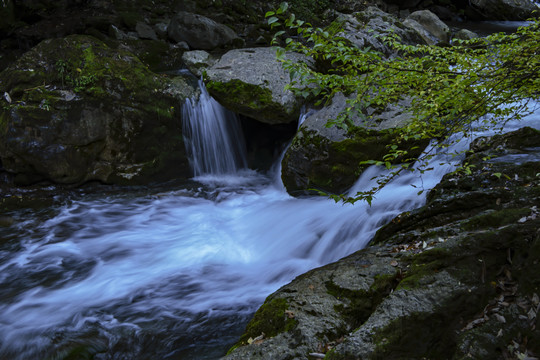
[181,80,248,176]
[0,100,537,359]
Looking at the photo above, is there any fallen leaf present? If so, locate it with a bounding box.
[390,260,398,267]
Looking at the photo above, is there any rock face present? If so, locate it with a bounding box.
[225,126,540,359]
[182,50,217,78]
[281,93,426,195]
[167,11,240,50]
[406,9,450,43]
[467,0,538,20]
[336,7,427,56]
[205,47,310,125]
[0,35,196,185]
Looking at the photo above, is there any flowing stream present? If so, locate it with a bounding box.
[0,85,538,359]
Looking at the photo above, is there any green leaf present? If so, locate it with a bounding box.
[267,16,279,25]
[277,1,289,14]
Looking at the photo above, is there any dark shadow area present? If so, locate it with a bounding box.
[239,115,298,172]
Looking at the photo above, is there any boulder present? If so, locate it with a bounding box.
[403,18,442,45]
[407,10,450,43]
[167,11,239,50]
[335,7,427,57]
[135,22,158,41]
[0,35,196,186]
[205,47,310,125]
[466,0,538,20]
[182,50,217,78]
[225,126,540,359]
[454,28,479,41]
[281,93,426,195]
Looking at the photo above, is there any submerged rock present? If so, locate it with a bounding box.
[205,47,310,125]
[0,34,195,185]
[225,126,540,359]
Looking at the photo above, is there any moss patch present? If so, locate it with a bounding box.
[282,125,428,194]
[326,273,400,331]
[206,79,297,123]
[232,297,297,350]
[461,208,532,231]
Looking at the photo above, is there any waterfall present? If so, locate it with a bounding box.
[181,80,248,176]
[0,99,538,359]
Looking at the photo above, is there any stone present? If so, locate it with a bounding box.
[182,50,217,78]
[205,47,311,125]
[167,11,239,50]
[0,35,196,186]
[336,7,427,57]
[403,18,440,45]
[109,24,128,40]
[280,93,425,195]
[454,28,479,41]
[135,21,158,41]
[467,0,538,20]
[407,10,450,43]
[154,22,169,40]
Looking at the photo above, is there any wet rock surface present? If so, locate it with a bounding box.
[0,34,195,186]
[205,47,311,125]
[226,126,540,359]
[281,93,425,195]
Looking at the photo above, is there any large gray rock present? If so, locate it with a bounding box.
[205,47,310,125]
[336,7,427,56]
[407,10,450,43]
[467,0,538,20]
[226,127,540,359]
[167,11,239,50]
[281,93,425,195]
[0,35,195,185]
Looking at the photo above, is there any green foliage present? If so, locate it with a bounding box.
[267,3,540,204]
[55,53,97,93]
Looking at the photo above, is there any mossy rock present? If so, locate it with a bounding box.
[205,47,308,125]
[232,297,297,350]
[206,79,292,123]
[0,34,195,185]
[282,126,426,195]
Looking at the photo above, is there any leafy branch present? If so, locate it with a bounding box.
[267,3,540,204]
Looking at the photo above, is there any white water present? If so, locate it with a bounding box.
[0,92,538,359]
[182,81,247,176]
